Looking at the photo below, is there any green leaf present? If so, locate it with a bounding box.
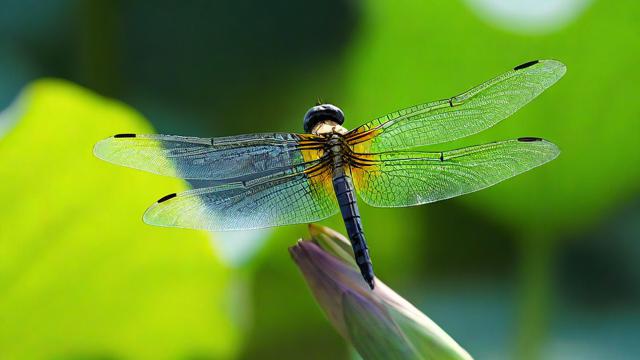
[342,0,640,233]
[0,79,240,359]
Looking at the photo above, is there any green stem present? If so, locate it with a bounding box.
[515,232,554,360]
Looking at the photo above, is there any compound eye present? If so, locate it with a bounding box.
[303,104,345,133]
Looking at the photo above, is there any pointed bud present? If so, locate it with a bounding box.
[290,225,473,360]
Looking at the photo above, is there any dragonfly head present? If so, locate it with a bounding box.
[303,104,345,134]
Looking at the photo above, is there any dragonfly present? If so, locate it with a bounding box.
[94,59,565,289]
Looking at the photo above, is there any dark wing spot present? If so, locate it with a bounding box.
[157,193,177,203]
[513,60,540,70]
[514,60,539,71]
[114,133,136,138]
[518,137,543,142]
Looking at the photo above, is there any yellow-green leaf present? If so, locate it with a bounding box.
[0,79,240,359]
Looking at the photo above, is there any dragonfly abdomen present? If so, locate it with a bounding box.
[332,174,375,289]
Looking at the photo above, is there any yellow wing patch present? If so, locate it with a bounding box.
[346,153,381,196]
[346,128,383,154]
[297,135,335,200]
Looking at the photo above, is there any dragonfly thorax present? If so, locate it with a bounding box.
[311,120,348,136]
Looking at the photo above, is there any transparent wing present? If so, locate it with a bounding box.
[350,138,559,207]
[94,132,325,181]
[143,161,338,231]
[347,60,566,152]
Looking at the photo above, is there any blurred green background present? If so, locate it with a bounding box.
[1,0,639,359]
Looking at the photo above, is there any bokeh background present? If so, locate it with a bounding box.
[1,0,639,359]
